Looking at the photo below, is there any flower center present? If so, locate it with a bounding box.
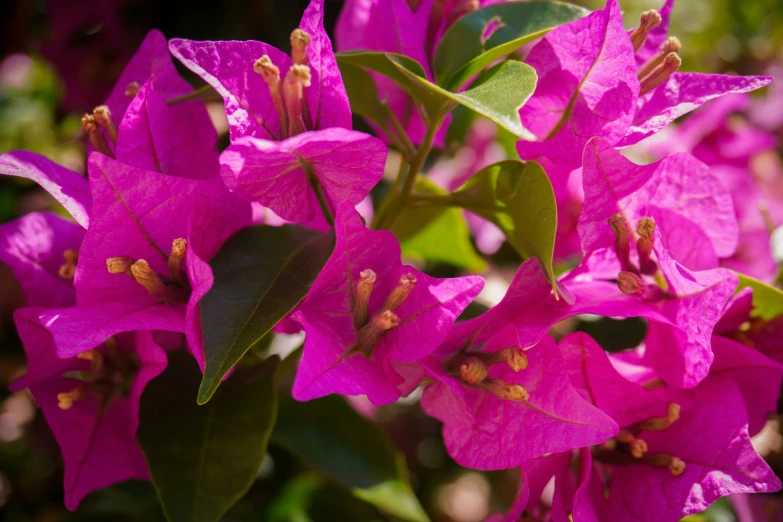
[629,9,682,95]
[608,214,668,299]
[594,402,686,476]
[56,338,138,410]
[58,249,79,280]
[449,347,531,402]
[351,269,416,355]
[105,238,190,306]
[253,29,314,140]
[81,104,118,157]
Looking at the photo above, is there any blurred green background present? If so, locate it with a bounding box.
[0,0,782,521]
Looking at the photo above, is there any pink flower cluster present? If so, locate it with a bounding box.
[1,0,781,519]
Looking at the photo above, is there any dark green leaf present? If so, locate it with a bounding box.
[199,224,334,403]
[336,52,536,138]
[452,160,557,288]
[434,1,590,89]
[736,273,783,320]
[271,396,429,522]
[138,352,280,522]
[393,179,486,271]
[336,62,389,130]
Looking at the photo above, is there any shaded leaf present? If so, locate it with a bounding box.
[271,396,429,522]
[434,1,589,90]
[138,352,280,522]
[452,160,557,287]
[336,52,536,138]
[199,225,334,403]
[393,179,486,271]
[336,62,390,129]
[736,273,783,321]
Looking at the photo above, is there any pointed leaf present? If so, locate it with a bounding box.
[393,179,486,271]
[336,52,536,138]
[452,160,557,287]
[199,225,334,403]
[138,352,280,522]
[272,396,429,522]
[434,1,590,90]
[736,273,783,321]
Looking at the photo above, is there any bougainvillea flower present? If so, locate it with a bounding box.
[219,128,386,223]
[79,30,219,181]
[40,153,251,369]
[0,212,84,307]
[642,93,783,282]
[170,0,386,223]
[417,258,617,470]
[0,150,92,228]
[10,307,167,510]
[291,203,483,406]
[555,332,781,522]
[516,0,772,198]
[579,137,737,272]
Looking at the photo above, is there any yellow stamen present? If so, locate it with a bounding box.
[167,238,187,284]
[636,217,657,275]
[125,81,141,97]
[57,388,84,410]
[638,37,681,79]
[476,347,528,372]
[290,29,312,65]
[130,260,188,305]
[106,256,136,274]
[283,64,311,137]
[254,55,289,137]
[381,273,417,313]
[639,52,681,96]
[354,269,377,329]
[58,249,78,280]
[357,310,400,351]
[92,105,118,145]
[629,10,662,53]
[609,214,636,273]
[77,349,105,372]
[82,114,113,157]
[636,402,681,431]
[480,379,529,401]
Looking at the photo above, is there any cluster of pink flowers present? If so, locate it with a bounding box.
[1,0,782,519]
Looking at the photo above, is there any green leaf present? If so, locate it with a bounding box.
[336,52,537,139]
[736,273,783,320]
[271,396,429,522]
[199,225,334,404]
[434,1,590,90]
[452,160,557,287]
[393,179,486,271]
[336,62,388,130]
[138,352,280,522]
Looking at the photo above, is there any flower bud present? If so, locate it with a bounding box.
[357,310,400,351]
[254,55,288,138]
[617,271,647,297]
[57,387,84,410]
[131,260,189,305]
[636,402,681,432]
[459,357,489,385]
[283,64,312,137]
[82,114,113,157]
[125,81,141,97]
[638,37,682,79]
[636,217,658,275]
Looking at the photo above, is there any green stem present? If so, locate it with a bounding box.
[380,114,442,229]
[382,102,415,161]
[302,161,335,227]
[166,85,221,106]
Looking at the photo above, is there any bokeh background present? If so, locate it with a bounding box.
[0,0,782,521]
